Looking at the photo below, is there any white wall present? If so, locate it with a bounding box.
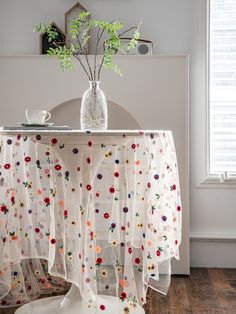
[0,0,236,268]
[0,0,194,55]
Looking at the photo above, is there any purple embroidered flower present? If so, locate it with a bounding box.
[123,207,128,213]
[162,216,167,222]
[97,173,102,180]
[154,174,159,180]
[72,148,79,154]
[7,139,12,145]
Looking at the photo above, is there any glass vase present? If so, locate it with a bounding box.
[80,81,108,130]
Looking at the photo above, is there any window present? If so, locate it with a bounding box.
[209,0,236,177]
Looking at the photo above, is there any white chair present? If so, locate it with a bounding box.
[50,98,141,129]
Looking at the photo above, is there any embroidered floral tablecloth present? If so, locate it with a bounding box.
[0,130,182,310]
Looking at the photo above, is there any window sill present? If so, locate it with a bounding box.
[197,175,236,189]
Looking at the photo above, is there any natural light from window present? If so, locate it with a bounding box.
[209,0,236,176]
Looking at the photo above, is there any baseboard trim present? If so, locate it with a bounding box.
[190,233,236,243]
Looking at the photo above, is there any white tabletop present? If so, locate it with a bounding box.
[0,127,172,136]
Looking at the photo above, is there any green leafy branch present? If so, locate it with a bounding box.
[34,12,141,83]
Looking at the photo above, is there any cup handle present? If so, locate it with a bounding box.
[44,112,51,123]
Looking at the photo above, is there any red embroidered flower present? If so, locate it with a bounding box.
[50,238,56,244]
[51,138,58,145]
[147,182,151,188]
[175,240,178,245]
[120,291,127,300]
[64,210,68,218]
[131,143,136,149]
[4,163,11,169]
[128,247,132,254]
[171,184,176,191]
[35,227,40,233]
[87,157,91,164]
[156,250,161,256]
[100,305,106,310]
[54,164,62,171]
[24,156,31,163]
[0,204,8,214]
[86,184,92,191]
[11,196,15,205]
[44,197,50,205]
[96,192,100,197]
[96,257,103,265]
[134,257,141,264]
[121,226,125,231]
[177,205,182,211]
[88,141,92,147]
[109,186,115,194]
[114,172,119,177]
[104,212,110,219]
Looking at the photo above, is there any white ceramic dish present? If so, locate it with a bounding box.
[19,122,54,127]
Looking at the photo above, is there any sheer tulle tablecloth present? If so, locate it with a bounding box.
[0,130,182,311]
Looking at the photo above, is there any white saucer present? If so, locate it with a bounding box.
[19,122,54,127]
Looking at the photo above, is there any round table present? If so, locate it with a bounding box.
[0,130,182,313]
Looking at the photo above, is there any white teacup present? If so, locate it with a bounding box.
[25,110,51,125]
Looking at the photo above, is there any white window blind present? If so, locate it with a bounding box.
[209,0,236,175]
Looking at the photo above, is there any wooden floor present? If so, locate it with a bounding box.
[1,268,236,314]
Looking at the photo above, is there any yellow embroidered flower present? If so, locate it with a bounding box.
[112,240,117,246]
[148,264,155,271]
[123,307,130,313]
[117,266,123,273]
[100,269,108,278]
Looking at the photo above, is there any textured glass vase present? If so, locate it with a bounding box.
[80,81,108,130]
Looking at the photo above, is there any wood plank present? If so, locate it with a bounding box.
[169,276,191,313]
[185,268,222,313]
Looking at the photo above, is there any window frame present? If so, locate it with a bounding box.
[199,0,236,188]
